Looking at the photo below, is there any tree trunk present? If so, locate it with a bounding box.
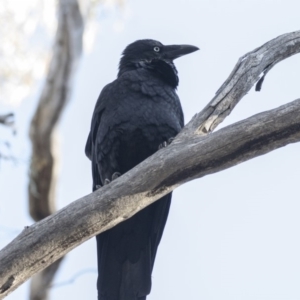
[27,0,83,299]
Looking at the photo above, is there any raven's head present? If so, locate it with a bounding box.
[118,39,199,88]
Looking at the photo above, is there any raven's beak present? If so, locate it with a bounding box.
[162,44,199,60]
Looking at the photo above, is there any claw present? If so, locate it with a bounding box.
[104,172,121,185]
[112,172,121,181]
[95,184,102,189]
[158,137,175,150]
[158,141,168,150]
[167,137,174,144]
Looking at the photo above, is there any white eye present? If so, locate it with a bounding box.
[153,46,160,52]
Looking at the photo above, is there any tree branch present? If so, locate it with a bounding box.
[0,30,299,298]
[178,30,300,138]
[1,98,300,298]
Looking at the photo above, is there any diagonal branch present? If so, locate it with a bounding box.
[1,98,300,298]
[178,30,300,138]
[0,30,299,298]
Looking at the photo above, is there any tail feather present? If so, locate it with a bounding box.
[119,250,151,300]
[96,194,172,300]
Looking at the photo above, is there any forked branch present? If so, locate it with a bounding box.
[0,30,299,299]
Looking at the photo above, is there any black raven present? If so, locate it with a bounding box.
[85,39,198,300]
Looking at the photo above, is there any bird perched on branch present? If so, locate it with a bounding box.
[85,39,198,300]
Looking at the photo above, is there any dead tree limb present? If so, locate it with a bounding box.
[179,30,300,137]
[27,0,83,299]
[0,30,299,299]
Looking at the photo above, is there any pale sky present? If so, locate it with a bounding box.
[1,0,300,299]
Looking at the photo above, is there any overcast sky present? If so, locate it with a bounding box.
[1,0,300,299]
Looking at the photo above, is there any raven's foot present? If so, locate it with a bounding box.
[104,172,121,185]
[95,184,102,189]
[112,172,121,180]
[158,137,175,150]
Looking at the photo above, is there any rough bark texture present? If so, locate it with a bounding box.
[178,30,300,138]
[27,0,83,299]
[28,0,83,221]
[0,30,299,299]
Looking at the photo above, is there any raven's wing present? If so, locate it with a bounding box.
[85,83,113,190]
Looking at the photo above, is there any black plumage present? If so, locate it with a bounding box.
[85,39,198,300]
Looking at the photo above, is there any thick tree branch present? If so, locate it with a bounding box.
[1,99,300,298]
[27,0,83,299]
[179,30,300,138]
[0,30,299,298]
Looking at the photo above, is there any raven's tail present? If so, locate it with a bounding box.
[96,194,172,300]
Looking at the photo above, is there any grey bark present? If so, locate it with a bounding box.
[27,0,83,299]
[179,30,300,137]
[0,30,299,298]
[28,0,83,222]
